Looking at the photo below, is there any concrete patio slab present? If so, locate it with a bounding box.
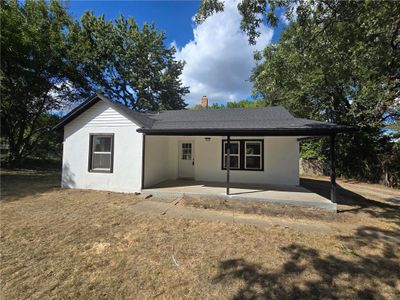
[142,180,336,211]
[130,199,333,233]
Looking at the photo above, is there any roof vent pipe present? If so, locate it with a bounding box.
[201,96,208,109]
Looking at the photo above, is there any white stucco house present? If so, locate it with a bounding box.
[54,94,354,208]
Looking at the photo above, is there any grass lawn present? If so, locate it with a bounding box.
[1,170,399,299]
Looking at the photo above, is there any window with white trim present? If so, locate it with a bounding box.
[245,141,262,170]
[89,134,114,173]
[223,141,240,169]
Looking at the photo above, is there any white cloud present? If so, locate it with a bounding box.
[280,13,290,25]
[174,0,273,107]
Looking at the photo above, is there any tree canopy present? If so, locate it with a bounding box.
[0,0,89,165]
[251,1,399,182]
[68,12,188,111]
[1,0,189,166]
[196,0,400,185]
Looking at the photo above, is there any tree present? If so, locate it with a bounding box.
[0,0,90,166]
[192,98,267,110]
[196,0,400,184]
[251,1,399,181]
[68,12,189,111]
[196,0,295,44]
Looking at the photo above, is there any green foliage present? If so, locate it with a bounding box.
[299,141,325,161]
[0,0,90,166]
[196,0,294,44]
[195,0,225,24]
[1,1,189,166]
[251,1,400,183]
[192,99,268,110]
[197,0,400,185]
[68,12,189,111]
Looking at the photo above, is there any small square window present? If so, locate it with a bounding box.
[224,142,239,155]
[245,156,261,169]
[246,142,261,155]
[224,156,239,169]
[94,137,111,152]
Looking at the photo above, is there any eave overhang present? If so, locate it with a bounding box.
[136,126,357,136]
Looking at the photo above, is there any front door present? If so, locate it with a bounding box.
[178,141,194,179]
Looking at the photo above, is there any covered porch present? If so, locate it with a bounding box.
[138,107,356,212]
[140,133,340,211]
[142,179,336,211]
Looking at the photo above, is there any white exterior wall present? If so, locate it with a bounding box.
[62,101,143,193]
[194,136,299,186]
[143,136,299,187]
[62,100,300,192]
[143,136,170,187]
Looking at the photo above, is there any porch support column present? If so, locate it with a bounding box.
[226,135,231,195]
[330,133,337,203]
[141,134,146,190]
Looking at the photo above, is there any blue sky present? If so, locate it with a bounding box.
[67,1,287,106]
[68,1,199,47]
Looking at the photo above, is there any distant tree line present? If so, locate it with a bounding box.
[192,99,268,110]
[0,0,188,167]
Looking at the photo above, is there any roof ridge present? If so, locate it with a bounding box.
[157,106,287,113]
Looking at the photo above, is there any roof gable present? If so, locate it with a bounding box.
[53,94,153,130]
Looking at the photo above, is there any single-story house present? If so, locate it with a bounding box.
[54,94,355,208]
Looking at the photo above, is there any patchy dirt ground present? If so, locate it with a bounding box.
[1,170,399,299]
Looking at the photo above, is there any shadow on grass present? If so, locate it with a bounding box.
[0,170,61,201]
[301,178,400,223]
[213,225,400,299]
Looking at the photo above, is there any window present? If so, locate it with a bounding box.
[223,141,240,169]
[89,134,114,173]
[245,141,262,170]
[181,143,192,160]
[221,139,263,171]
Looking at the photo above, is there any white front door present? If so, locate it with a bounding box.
[178,141,194,179]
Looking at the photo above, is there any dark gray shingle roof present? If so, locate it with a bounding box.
[54,94,355,135]
[141,107,338,130]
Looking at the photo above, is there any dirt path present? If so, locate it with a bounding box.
[130,198,334,233]
[302,175,400,203]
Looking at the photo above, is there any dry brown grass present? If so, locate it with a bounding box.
[1,170,399,299]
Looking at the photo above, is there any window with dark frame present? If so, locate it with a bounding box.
[89,134,114,173]
[222,139,263,171]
